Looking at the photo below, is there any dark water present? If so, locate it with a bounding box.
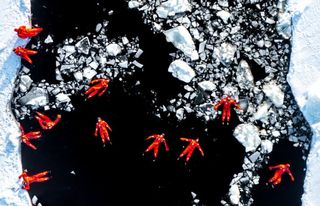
[18,0,305,205]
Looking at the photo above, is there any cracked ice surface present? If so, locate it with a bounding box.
[286,0,320,205]
[0,0,32,205]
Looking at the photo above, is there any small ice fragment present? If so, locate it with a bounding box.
[44,35,53,44]
[132,60,143,68]
[163,26,199,60]
[96,23,102,32]
[198,81,216,91]
[56,93,71,104]
[82,67,97,80]
[19,87,49,108]
[134,49,144,58]
[119,61,128,68]
[168,59,195,83]
[128,1,142,9]
[233,123,261,152]
[75,37,91,55]
[106,43,122,56]
[89,61,99,70]
[156,0,192,19]
[262,82,284,107]
[19,75,33,92]
[261,140,273,154]
[216,10,231,24]
[229,184,240,205]
[214,43,237,66]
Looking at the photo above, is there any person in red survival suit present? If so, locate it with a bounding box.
[14,25,43,39]
[268,163,295,186]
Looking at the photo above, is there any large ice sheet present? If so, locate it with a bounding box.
[0,0,32,205]
[286,0,320,205]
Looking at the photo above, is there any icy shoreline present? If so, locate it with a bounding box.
[287,0,320,205]
[0,0,32,205]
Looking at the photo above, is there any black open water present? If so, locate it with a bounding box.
[18,0,306,205]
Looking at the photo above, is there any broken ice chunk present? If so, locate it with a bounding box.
[19,87,49,108]
[119,61,128,68]
[168,59,195,83]
[233,123,261,152]
[44,35,53,44]
[19,75,33,92]
[96,23,102,32]
[134,49,144,58]
[82,67,97,80]
[163,26,199,60]
[56,93,71,104]
[214,43,237,66]
[128,0,142,9]
[75,37,91,55]
[236,60,254,89]
[106,43,122,56]
[73,71,83,82]
[262,82,284,108]
[260,140,273,154]
[276,13,291,39]
[198,81,216,91]
[62,45,76,57]
[32,196,38,205]
[229,184,240,205]
[216,10,231,24]
[156,0,192,19]
[253,101,271,122]
[89,61,99,70]
[176,108,185,120]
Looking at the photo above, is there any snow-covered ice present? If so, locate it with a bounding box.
[0,0,32,205]
[287,0,320,205]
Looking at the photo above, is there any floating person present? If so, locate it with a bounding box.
[84,78,110,100]
[214,96,241,124]
[14,25,43,39]
[268,163,295,186]
[95,117,112,145]
[20,125,42,150]
[178,138,204,163]
[144,133,169,159]
[19,170,50,190]
[35,112,61,130]
[13,46,38,64]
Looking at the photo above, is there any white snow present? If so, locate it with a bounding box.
[233,123,261,152]
[286,0,320,205]
[163,25,199,60]
[0,0,32,205]
[168,59,195,83]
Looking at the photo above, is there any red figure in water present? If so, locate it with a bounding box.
[268,163,295,186]
[20,125,42,150]
[85,78,110,99]
[35,112,61,130]
[145,133,169,159]
[214,96,241,124]
[14,25,43,39]
[178,138,204,163]
[13,46,38,64]
[95,117,112,145]
[19,170,50,190]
